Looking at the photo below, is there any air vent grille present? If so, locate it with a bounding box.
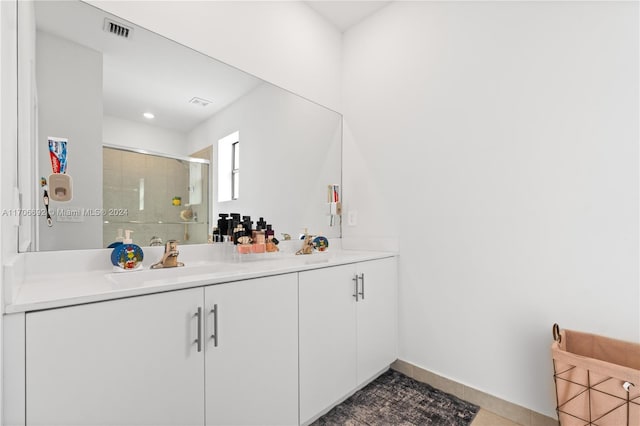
[189,97,213,107]
[104,19,132,39]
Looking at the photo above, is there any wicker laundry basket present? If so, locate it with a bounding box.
[551,324,640,426]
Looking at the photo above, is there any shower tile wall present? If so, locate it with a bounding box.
[103,148,209,247]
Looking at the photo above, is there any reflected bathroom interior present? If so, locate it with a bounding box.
[103,147,210,247]
[20,0,342,253]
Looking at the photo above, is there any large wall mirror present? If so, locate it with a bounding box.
[17,0,342,252]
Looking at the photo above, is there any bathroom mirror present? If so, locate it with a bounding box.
[18,0,342,251]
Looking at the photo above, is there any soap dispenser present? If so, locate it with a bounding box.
[110,230,144,271]
[107,228,124,248]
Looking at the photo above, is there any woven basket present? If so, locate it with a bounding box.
[551,324,640,426]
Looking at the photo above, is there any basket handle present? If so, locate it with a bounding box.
[552,323,561,344]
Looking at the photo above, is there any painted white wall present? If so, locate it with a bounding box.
[0,0,19,422]
[1,1,18,262]
[17,0,38,254]
[86,0,343,113]
[342,1,639,417]
[36,31,103,250]
[103,115,188,158]
[188,82,342,238]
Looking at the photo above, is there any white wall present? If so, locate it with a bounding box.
[17,0,37,253]
[36,31,103,250]
[1,1,18,262]
[103,115,188,158]
[86,0,343,113]
[188,82,342,238]
[342,1,639,417]
[0,0,21,422]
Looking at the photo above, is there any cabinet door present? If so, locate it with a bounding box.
[356,257,398,385]
[299,264,358,425]
[26,288,205,426]
[205,274,298,426]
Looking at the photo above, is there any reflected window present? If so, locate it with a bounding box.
[232,141,239,200]
[218,131,240,202]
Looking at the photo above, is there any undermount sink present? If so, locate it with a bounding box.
[106,261,245,287]
[303,256,332,265]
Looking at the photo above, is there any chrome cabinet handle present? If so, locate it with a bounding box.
[353,275,359,301]
[195,307,202,353]
[358,273,365,300]
[210,304,218,347]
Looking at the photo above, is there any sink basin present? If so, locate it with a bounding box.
[106,261,246,288]
[303,256,331,265]
[295,251,334,265]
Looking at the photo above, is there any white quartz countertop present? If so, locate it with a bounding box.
[5,244,396,314]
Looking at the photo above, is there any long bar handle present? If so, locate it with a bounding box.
[358,273,365,300]
[352,275,359,302]
[195,307,202,352]
[210,304,218,347]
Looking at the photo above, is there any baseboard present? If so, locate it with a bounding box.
[391,360,557,426]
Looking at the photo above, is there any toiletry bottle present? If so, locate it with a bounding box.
[226,217,235,242]
[242,216,253,238]
[218,214,229,240]
[111,230,144,270]
[229,214,239,239]
[236,226,252,254]
[233,224,242,245]
[252,228,266,253]
[265,224,274,239]
[265,224,279,252]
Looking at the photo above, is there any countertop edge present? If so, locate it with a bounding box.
[5,251,397,314]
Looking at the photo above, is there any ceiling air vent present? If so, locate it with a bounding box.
[189,97,213,107]
[104,18,133,39]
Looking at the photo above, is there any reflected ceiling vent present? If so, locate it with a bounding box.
[189,97,213,107]
[103,18,133,39]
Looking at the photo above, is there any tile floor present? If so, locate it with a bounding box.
[391,360,557,426]
[472,409,523,426]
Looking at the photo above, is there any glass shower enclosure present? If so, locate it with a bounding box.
[103,146,210,247]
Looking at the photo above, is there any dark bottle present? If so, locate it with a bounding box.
[218,214,229,237]
[242,216,253,237]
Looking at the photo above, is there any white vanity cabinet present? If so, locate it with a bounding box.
[355,257,398,384]
[299,263,358,424]
[26,287,206,426]
[298,257,397,424]
[14,254,397,426]
[24,274,299,426]
[204,274,299,426]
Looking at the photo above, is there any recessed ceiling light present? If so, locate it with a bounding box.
[143,112,155,119]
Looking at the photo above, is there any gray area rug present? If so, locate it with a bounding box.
[312,369,479,426]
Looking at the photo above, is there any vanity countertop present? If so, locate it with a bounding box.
[4,244,396,314]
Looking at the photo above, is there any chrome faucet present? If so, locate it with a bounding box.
[149,236,163,246]
[151,240,184,269]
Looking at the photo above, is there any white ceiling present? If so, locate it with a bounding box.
[34,1,390,134]
[35,1,261,134]
[305,1,392,32]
